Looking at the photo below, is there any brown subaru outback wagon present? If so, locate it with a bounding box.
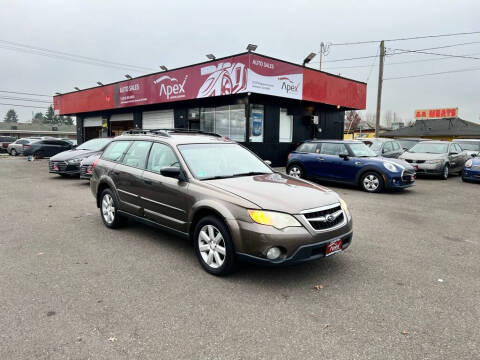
[90,129,353,275]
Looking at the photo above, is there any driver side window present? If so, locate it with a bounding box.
[147,142,179,173]
[320,143,348,156]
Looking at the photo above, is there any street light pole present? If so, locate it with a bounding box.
[319,42,324,70]
[375,40,385,138]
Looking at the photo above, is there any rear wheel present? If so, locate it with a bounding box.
[287,164,304,178]
[100,189,124,229]
[194,216,236,276]
[34,150,44,159]
[360,172,384,193]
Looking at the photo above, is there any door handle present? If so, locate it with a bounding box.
[144,179,153,185]
[317,157,325,161]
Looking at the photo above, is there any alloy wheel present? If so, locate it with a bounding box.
[11,149,17,156]
[288,166,302,178]
[363,174,379,191]
[102,194,115,224]
[443,166,449,179]
[198,224,226,269]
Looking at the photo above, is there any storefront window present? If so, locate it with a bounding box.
[199,105,246,141]
[279,108,293,142]
[249,104,264,143]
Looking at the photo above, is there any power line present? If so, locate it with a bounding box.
[390,48,480,60]
[0,90,51,97]
[0,96,52,103]
[0,102,50,109]
[0,39,155,72]
[384,67,480,80]
[365,48,379,82]
[330,31,480,46]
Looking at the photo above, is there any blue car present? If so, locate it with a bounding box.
[462,157,480,182]
[286,140,416,193]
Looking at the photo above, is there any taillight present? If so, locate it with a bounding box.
[92,158,99,170]
[24,145,31,149]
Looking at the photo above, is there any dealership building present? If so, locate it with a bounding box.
[54,52,366,165]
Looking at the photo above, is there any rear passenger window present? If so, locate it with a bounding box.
[122,141,152,169]
[147,143,179,173]
[102,141,132,162]
[392,142,401,151]
[296,143,318,153]
[320,143,348,156]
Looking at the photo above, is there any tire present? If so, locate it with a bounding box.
[360,171,384,193]
[193,216,236,276]
[34,150,44,159]
[441,164,449,180]
[286,164,304,179]
[99,188,124,229]
[10,149,17,156]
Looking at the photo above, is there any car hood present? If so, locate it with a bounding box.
[399,152,446,161]
[360,156,414,170]
[204,172,341,214]
[50,149,100,161]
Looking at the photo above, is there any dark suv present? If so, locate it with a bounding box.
[90,130,353,276]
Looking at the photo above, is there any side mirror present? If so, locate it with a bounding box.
[472,153,477,157]
[339,154,349,160]
[160,166,183,179]
[264,160,272,166]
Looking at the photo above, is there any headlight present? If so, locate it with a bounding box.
[465,159,473,168]
[248,210,301,229]
[339,198,348,213]
[383,162,398,172]
[425,159,442,164]
[68,158,83,164]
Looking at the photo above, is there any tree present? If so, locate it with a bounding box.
[61,116,74,125]
[32,112,44,124]
[345,111,362,133]
[43,105,56,124]
[4,109,19,123]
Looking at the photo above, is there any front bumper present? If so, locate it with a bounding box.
[386,170,416,189]
[462,168,480,181]
[228,210,353,265]
[49,160,80,175]
[404,161,444,175]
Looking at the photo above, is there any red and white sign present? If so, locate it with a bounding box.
[414,108,458,120]
[325,239,343,256]
[54,53,367,115]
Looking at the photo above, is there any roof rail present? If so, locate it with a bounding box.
[153,128,223,137]
[121,128,223,138]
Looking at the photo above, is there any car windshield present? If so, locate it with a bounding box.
[365,139,383,152]
[398,140,418,150]
[178,143,273,180]
[77,138,111,151]
[348,143,377,157]
[454,142,480,151]
[409,143,448,154]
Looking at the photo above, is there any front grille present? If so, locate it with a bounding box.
[405,159,425,164]
[402,170,416,182]
[302,204,345,231]
[49,161,67,171]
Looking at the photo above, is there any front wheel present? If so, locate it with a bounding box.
[194,216,236,276]
[441,164,449,180]
[10,149,17,156]
[360,172,384,193]
[287,164,304,178]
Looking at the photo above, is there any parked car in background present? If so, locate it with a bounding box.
[49,137,112,177]
[91,130,352,276]
[7,138,37,156]
[361,138,404,158]
[80,153,101,179]
[23,139,73,158]
[62,138,78,146]
[396,138,429,151]
[452,139,480,158]
[462,157,480,182]
[0,136,17,153]
[287,140,416,193]
[399,141,468,179]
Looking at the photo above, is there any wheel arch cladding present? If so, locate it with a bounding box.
[96,182,112,208]
[356,166,384,184]
[189,204,232,240]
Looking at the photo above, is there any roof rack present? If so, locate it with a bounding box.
[121,128,223,138]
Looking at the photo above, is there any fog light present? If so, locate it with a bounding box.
[266,247,281,260]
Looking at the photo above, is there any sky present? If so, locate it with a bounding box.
[1,0,479,124]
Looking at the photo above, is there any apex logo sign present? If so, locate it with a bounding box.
[279,76,300,94]
[154,75,188,99]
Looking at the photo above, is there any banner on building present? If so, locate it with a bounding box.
[414,108,458,120]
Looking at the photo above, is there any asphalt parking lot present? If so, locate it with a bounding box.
[0,156,479,360]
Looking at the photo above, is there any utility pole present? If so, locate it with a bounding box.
[319,42,324,71]
[375,40,385,138]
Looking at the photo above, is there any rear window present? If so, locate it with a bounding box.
[296,143,318,153]
[102,141,132,162]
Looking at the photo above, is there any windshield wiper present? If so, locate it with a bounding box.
[201,175,234,180]
[231,171,271,178]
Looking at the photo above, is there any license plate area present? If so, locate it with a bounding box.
[326,239,343,256]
